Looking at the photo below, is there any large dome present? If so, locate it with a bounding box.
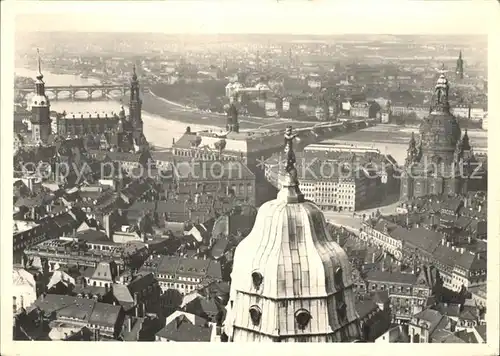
[419,111,461,149]
[230,198,353,300]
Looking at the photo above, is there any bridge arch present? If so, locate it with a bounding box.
[89,89,105,99]
[56,90,72,100]
[73,89,91,99]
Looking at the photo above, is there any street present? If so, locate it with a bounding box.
[324,201,401,236]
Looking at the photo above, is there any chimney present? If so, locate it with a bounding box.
[13,296,17,314]
[446,241,450,248]
[20,296,24,309]
[142,302,146,317]
[127,317,132,332]
[134,293,139,317]
[441,238,445,246]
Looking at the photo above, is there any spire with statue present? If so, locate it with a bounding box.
[277,126,304,204]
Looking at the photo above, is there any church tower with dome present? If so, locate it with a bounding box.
[223,126,361,342]
[30,49,51,144]
[400,65,482,201]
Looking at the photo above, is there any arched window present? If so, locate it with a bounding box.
[334,267,344,289]
[295,309,311,330]
[251,271,263,289]
[249,305,262,326]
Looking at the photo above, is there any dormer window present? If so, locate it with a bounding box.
[251,271,263,289]
[295,309,311,330]
[249,305,262,326]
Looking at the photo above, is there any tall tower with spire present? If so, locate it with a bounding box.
[129,65,143,141]
[223,126,360,342]
[456,50,464,80]
[30,49,52,144]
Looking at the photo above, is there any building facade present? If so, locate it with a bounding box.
[139,255,223,296]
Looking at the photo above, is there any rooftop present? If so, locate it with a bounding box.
[365,270,418,285]
[140,255,222,280]
[31,294,121,328]
[156,314,212,342]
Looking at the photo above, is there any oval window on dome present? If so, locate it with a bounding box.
[41,101,45,105]
[249,305,262,326]
[295,309,311,330]
[251,271,263,289]
[34,101,38,105]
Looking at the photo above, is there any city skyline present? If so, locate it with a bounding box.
[1,0,498,353]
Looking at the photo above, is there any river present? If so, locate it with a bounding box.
[15,67,216,149]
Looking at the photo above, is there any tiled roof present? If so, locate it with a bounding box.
[140,255,222,280]
[355,299,378,320]
[372,220,443,254]
[175,160,254,182]
[120,180,154,200]
[106,151,143,163]
[128,273,156,296]
[431,329,465,343]
[156,315,212,342]
[413,308,446,331]
[32,295,92,324]
[454,329,479,343]
[91,262,115,282]
[183,294,220,316]
[14,193,54,209]
[77,229,111,243]
[112,284,134,305]
[88,302,122,328]
[474,324,486,342]
[365,270,418,285]
[172,133,199,149]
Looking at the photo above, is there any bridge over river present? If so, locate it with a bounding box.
[15,84,150,101]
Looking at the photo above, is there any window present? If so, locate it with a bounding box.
[251,271,263,289]
[334,267,344,289]
[249,305,262,326]
[295,309,312,330]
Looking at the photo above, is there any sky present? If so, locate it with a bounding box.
[8,0,498,35]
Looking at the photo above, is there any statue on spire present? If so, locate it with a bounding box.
[132,64,138,81]
[284,126,299,183]
[432,64,450,110]
[36,48,43,81]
